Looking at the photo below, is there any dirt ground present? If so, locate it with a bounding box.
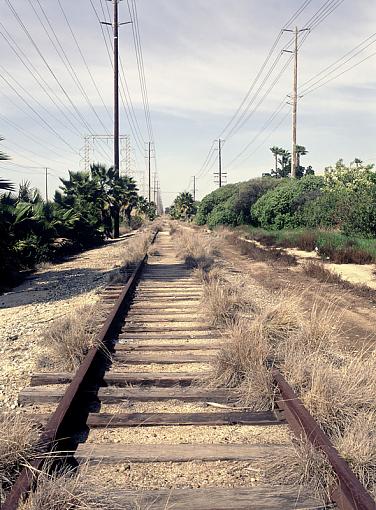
[213,231,376,350]
[0,235,136,411]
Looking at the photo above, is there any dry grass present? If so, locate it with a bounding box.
[303,261,343,284]
[18,465,126,510]
[122,232,151,269]
[264,437,335,502]
[37,304,99,371]
[201,275,256,327]
[0,413,38,503]
[303,260,376,304]
[209,292,301,409]
[176,230,219,271]
[210,318,273,410]
[218,230,296,266]
[335,411,376,499]
[206,263,376,499]
[266,412,376,501]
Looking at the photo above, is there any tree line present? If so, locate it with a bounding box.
[0,140,156,286]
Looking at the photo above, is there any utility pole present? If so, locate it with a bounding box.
[112,0,120,237]
[218,139,222,188]
[291,26,298,179]
[102,1,131,237]
[192,176,196,201]
[283,26,309,178]
[153,173,157,203]
[148,142,151,202]
[45,168,48,203]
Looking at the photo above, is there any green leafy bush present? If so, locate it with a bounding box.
[251,175,324,230]
[197,178,279,228]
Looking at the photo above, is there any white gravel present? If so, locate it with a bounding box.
[0,236,134,411]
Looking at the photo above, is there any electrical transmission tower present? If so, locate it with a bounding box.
[81,135,132,176]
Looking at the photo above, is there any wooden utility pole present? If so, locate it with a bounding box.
[45,168,48,203]
[283,26,309,178]
[291,26,298,179]
[218,139,222,187]
[102,1,131,237]
[193,176,196,201]
[148,142,151,202]
[113,0,120,236]
[153,172,157,203]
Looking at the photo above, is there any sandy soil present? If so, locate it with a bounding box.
[86,460,265,490]
[87,423,289,446]
[215,233,376,349]
[241,234,376,289]
[0,235,136,410]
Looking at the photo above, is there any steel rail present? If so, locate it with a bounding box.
[3,232,157,510]
[273,369,375,510]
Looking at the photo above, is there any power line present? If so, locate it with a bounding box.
[127,0,154,142]
[97,0,146,154]
[57,0,113,124]
[218,0,345,172]
[303,49,376,97]
[0,21,86,139]
[300,32,376,95]
[0,72,79,154]
[27,0,112,161]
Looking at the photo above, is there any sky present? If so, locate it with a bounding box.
[1,0,376,207]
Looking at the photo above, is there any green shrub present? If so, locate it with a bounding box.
[251,175,324,230]
[195,184,238,225]
[197,178,279,228]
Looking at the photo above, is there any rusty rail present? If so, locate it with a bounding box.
[3,233,157,510]
[273,369,375,510]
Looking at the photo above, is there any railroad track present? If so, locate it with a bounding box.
[3,227,375,509]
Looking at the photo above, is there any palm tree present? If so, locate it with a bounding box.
[296,145,308,169]
[0,137,13,191]
[0,179,14,191]
[270,146,285,177]
[278,149,291,178]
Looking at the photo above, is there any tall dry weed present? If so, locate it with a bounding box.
[176,230,219,271]
[0,413,38,503]
[18,465,125,510]
[38,304,98,371]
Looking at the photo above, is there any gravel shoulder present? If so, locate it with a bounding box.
[0,236,135,411]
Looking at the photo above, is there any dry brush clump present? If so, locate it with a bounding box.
[176,229,220,271]
[122,231,152,269]
[208,281,376,499]
[303,260,343,284]
[37,304,100,371]
[0,413,39,503]
[208,292,302,409]
[18,465,127,510]
[201,271,257,327]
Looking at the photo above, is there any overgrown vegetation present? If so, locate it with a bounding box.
[0,153,157,287]
[194,159,376,264]
[18,466,124,510]
[37,304,99,371]
[0,413,38,503]
[174,228,219,271]
[169,192,197,221]
[203,263,376,500]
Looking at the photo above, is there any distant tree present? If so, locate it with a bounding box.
[296,145,307,169]
[278,149,291,178]
[268,145,314,179]
[170,192,196,220]
[136,196,157,221]
[0,137,13,191]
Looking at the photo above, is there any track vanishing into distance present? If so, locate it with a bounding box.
[4,227,375,509]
